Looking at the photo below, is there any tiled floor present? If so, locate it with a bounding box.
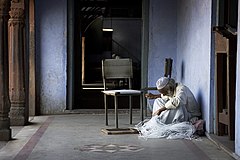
[0,112,238,160]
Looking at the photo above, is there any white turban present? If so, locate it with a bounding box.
[156,77,169,90]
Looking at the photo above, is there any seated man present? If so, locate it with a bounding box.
[145,77,201,124]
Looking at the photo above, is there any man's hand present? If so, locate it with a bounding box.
[152,107,167,116]
[152,109,161,116]
[145,93,161,99]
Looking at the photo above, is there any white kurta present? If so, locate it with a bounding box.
[152,83,201,124]
[136,83,201,139]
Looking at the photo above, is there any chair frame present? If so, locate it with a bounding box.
[102,58,143,128]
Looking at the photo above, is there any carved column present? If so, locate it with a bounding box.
[8,0,27,126]
[0,0,11,140]
[29,0,35,116]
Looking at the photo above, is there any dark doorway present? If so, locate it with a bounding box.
[213,0,238,152]
[72,0,142,109]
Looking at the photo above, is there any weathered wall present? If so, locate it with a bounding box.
[148,0,177,87]
[149,0,212,132]
[176,0,212,131]
[35,0,67,114]
[235,1,240,156]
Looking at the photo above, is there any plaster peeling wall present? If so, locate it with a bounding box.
[35,0,67,114]
[176,0,212,132]
[148,0,177,87]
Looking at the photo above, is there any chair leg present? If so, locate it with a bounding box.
[114,96,118,128]
[104,94,108,126]
[129,96,132,124]
[140,94,143,121]
[143,95,148,117]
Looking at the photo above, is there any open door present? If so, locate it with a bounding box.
[214,29,236,140]
[214,0,238,141]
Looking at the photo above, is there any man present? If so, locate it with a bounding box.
[145,77,201,124]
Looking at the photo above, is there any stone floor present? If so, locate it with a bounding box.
[0,112,238,160]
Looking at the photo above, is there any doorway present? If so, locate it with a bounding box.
[213,0,238,151]
[71,0,143,109]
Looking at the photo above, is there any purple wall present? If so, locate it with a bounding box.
[148,0,212,132]
[176,0,212,131]
[148,0,177,87]
[35,0,67,114]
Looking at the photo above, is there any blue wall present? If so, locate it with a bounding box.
[148,0,177,87]
[149,0,212,132]
[35,0,67,114]
[176,0,212,131]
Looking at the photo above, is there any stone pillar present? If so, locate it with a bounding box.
[8,0,27,126]
[29,0,35,116]
[0,0,11,140]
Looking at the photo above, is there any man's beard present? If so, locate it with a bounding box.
[166,90,174,97]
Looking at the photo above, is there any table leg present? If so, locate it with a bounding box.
[104,94,108,125]
[114,96,118,128]
[143,94,148,117]
[129,96,132,124]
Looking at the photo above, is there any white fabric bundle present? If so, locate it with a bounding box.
[135,116,196,140]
